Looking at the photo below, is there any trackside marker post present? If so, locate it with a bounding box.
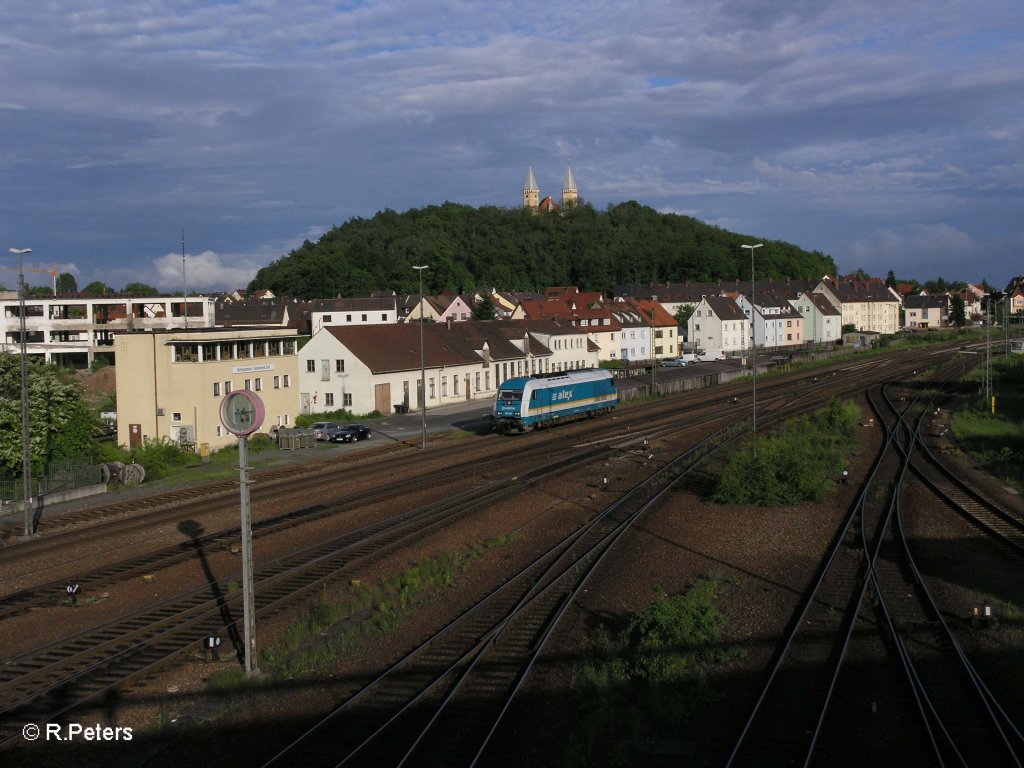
[220,390,265,677]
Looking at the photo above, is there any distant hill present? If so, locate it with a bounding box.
[249,201,837,299]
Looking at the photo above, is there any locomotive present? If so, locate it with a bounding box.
[492,369,617,433]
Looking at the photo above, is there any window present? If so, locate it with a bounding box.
[343,393,352,407]
[255,378,262,391]
[335,359,344,373]
[381,313,387,321]
[273,376,280,389]
[216,426,222,437]
[320,359,330,381]
[174,344,198,362]
[475,372,480,392]
[244,379,251,391]
[429,378,436,398]
[224,380,232,394]
[361,314,367,322]
[268,340,280,356]
[283,340,295,355]
[213,382,221,397]
[325,393,334,406]
[283,375,290,387]
[346,314,352,322]
[306,360,316,373]
[323,315,332,323]
[172,412,181,422]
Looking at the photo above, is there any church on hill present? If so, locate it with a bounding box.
[523,164,578,212]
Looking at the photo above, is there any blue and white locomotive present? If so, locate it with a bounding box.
[492,369,617,433]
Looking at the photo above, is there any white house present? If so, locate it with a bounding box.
[308,297,398,335]
[688,295,749,354]
[792,292,842,344]
[297,321,530,416]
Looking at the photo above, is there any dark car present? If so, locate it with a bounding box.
[332,424,372,443]
[311,421,343,441]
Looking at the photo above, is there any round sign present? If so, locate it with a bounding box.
[219,390,266,436]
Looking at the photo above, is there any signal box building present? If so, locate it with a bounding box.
[114,326,300,451]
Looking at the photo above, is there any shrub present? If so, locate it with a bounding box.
[713,398,856,506]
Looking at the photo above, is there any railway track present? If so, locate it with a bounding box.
[727,361,1024,766]
[0,340,984,763]
[263,420,750,767]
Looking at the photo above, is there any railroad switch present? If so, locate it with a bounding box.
[65,583,81,606]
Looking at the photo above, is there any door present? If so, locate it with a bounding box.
[374,382,391,414]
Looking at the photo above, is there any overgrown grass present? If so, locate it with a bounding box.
[712,397,860,506]
[256,535,517,680]
[952,354,1024,491]
[564,576,743,768]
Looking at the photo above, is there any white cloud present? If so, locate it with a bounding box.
[152,250,262,293]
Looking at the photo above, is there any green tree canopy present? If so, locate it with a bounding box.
[472,295,497,320]
[123,282,160,297]
[0,353,102,478]
[56,273,78,294]
[249,201,838,299]
[82,281,111,297]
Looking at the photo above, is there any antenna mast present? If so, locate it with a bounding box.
[181,228,189,328]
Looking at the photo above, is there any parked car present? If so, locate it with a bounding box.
[332,424,372,443]
[311,421,343,441]
[661,353,697,367]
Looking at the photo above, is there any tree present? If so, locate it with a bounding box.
[82,281,111,297]
[674,304,695,326]
[472,295,497,320]
[950,294,967,327]
[885,270,896,288]
[56,273,78,295]
[0,353,102,478]
[123,282,160,297]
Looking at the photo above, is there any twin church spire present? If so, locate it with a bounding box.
[523,164,578,211]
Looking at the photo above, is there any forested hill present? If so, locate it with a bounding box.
[249,201,837,299]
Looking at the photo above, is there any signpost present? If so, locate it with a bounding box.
[219,390,265,676]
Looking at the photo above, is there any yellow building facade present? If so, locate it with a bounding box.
[114,327,300,451]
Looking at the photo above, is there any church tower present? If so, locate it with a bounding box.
[562,163,578,207]
[523,166,540,210]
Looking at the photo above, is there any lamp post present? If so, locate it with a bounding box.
[412,265,429,450]
[9,247,33,536]
[741,243,763,456]
[649,296,657,396]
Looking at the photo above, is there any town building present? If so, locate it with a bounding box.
[114,326,300,451]
[902,295,949,328]
[298,321,530,416]
[687,295,750,354]
[1,293,215,368]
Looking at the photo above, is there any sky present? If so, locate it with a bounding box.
[1,1,1022,294]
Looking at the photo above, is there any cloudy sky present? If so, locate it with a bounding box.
[1,1,1021,293]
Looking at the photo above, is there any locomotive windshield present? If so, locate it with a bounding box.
[497,389,522,402]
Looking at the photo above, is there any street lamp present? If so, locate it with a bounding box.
[412,265,429,450]
[741,243,763,456]
[9,247,33,536]
[649,296,658,396]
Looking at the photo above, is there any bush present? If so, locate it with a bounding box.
[713,398,858,506]
[565,578,741,767]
